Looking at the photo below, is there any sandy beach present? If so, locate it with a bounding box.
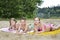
[0,19,60,40]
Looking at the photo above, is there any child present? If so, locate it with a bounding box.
[16,17,28,34]
[0,18,17,33]
[34,17,46,33]
[8,18,17,31]
[33,17,60,33]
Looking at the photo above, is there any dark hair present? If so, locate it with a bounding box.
[9,18,17,26]
[20,17,26,20]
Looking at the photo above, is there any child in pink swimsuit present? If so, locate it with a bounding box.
[33,17,55,33]
[34,17,46,33]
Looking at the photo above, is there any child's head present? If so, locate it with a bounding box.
[34,17,40,24]
[10,18,15,21]
[10,18,17,26]
[20,17,26,24]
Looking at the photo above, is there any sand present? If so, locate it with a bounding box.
[0,19,60,40]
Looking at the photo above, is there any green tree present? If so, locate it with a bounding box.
[0,0,42,18]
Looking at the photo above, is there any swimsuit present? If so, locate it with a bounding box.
[44,24,53,31]
[38,27,42,31]
[37,25,46,31]
[28,24,34,30]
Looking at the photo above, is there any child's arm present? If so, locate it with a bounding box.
[16,23,20,34]
[8,25,12,30]
[34,26,38,33]
[23,25,28,33]
[41,23,46,32]
[40,23,45,32]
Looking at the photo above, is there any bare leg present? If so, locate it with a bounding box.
[52,24,60,30]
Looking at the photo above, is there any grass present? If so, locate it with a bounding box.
[0,17,60,21]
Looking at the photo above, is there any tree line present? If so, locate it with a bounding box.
[0,0,42,19]
[37,6,60,18]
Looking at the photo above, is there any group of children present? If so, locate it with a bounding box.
[1,17,60,34]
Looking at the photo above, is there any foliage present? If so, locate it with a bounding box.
[37,6,60,18]
[0,0,42,18]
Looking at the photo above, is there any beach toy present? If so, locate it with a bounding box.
[27,29,60,36]
[0,27,16,33]
[0,27,60,36]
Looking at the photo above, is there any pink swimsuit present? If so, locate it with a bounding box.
[37,24,53,31]
[37,25,46,31]
[44,24,53,31]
